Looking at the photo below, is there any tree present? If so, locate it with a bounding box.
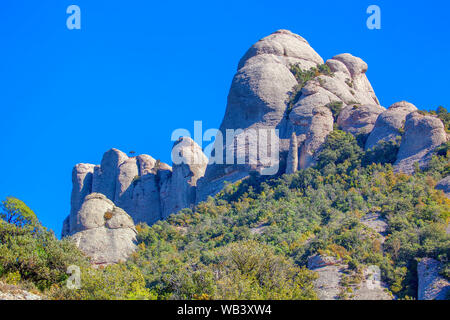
[0,197,38,228]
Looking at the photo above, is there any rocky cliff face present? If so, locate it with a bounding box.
[63,29,448,265]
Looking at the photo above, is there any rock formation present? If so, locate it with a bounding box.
[417,258,450,300]
[67,193,137,265]
[307,254,392,300]
[196,31,384,200]
[394,112,448,174]
[365,101,417,150]
[196,30,325,201]
[62,138,208,263]
[0,282,41,300]
[286,133,298,174]
[160,137,208,218]
[62,30,449,268]
[337,104,385,136]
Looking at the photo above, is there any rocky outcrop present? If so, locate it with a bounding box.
[291,105,334,169]
[63,138,208,237]
[365,101,417,150]
[307,254,391,300]
[417,258,450,300]
[436,176,450,198]
[286,133,298,174]
[197,30,325,201]
[160,137,208,218]
[394,112,448,174]
[0,282,41,300]
[92,149,128,201]
[68,193,137,265]
[197,31,383,201]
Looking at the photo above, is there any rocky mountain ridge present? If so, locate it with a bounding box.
[61,30,449,298]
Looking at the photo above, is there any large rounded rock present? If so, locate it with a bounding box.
[394,112,448,174]
[365,101,418,150]
[68,193,137,265]
[337,104,385,136]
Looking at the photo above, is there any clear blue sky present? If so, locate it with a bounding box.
[1,0,449,234]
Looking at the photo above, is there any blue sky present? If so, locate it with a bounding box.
[1,0,449,234]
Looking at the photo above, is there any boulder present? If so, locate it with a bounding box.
[394,112,448,174]
[337,104,385,136]
[365,101,418,150]
[69,193,137,265]
[417,258,450,300]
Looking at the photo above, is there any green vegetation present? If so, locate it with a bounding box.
[1,128,449,300]
[325,101,344,122]
[362,137,401,166]
[287,64,334,114]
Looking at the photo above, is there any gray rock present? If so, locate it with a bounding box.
[161,137,208,218]
[436,176,450,198]
[92,148,128,201]
[307,254,392,300]
[291,106,334,169]
[69,193,137,265]
[394,112,448,174]
[197,30,324,202]
[417,258,450,300]
[286,133,298,174]
[287,52,380,168]
[312,264,345,300]
[65,163,95,237]
[365,101,418,150]
[337,104,385,136]
[113,155,163,225]
[360,212,388,244]
[64,148,175,231]
[0,282,41,300]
